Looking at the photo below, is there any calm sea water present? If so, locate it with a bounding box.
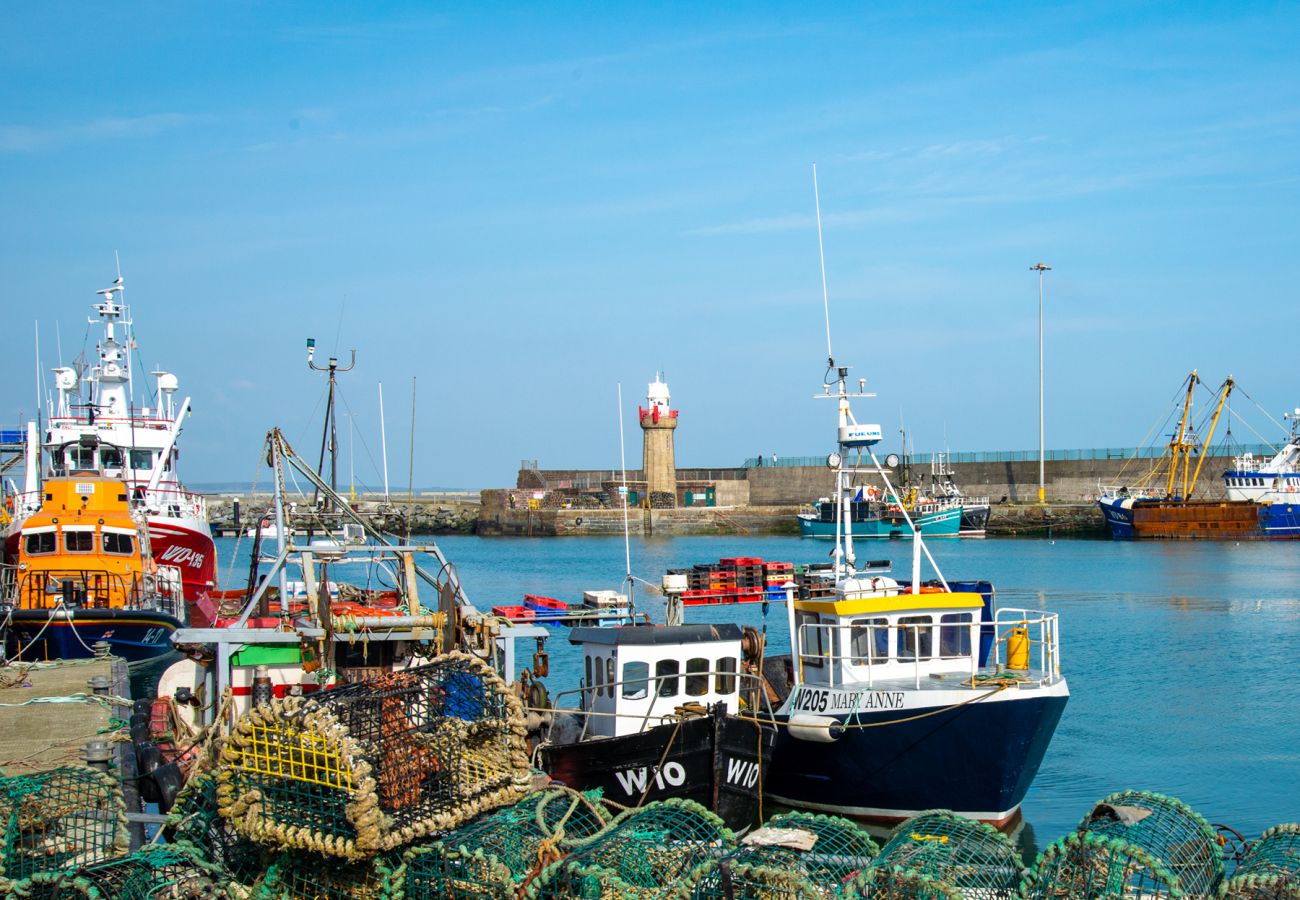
[208,533,1300,854]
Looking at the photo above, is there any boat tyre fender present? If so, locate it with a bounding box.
[135,740,162,803]
[149,760,184,814]
[575,516,583,525]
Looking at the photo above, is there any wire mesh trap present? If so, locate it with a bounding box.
[252,848,400,900]
[685,811,879,899]
[1226,823,1300,899]
[846,810,1024,899]
[0,766,129,891]
[1021,790,1225,899]
[524,798,735,899]
[218,651,532,859]
[391,787,610,899]
[165,771,266,893]
[8,845,226,900]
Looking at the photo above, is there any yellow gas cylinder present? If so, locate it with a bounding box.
[1006,626,1030,671]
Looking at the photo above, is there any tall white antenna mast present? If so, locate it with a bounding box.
[813,163,834,365]
[617,382,633,605]
[378,382,391,502]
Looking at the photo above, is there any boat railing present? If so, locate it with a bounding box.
[796,619,982,691]
[990,607,1062,684]
[1098,483,1154,501]
[542,666,775,743]
[2,568,180,619]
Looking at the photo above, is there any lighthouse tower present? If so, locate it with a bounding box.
[639,374,678,506]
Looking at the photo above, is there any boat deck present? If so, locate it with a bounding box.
[0,656,130,771]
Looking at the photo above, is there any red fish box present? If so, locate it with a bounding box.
[491,605,536,621]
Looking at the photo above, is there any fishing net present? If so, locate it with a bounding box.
[165,770,265,893]
[847,810,1024,899]
[1021,790,1224,899]
[252,849,401,900]
[218,651,532,859]
[1226,823,1300,899]
[0,767,129,891]
[7,845,226,899]
[392,787,610,899]
[524,798,735,899]
[686,811,878,899]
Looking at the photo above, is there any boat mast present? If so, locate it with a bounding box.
[1187,376,1234,496]
[307,338,356,511]
[1166,370,1199,500]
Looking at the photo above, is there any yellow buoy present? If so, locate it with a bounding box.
[1007,626,1030,670]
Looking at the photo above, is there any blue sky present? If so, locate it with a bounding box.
[3,3,1298,489]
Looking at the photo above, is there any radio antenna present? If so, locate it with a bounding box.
[813,163,834,366]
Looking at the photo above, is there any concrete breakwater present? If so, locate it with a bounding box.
[206,494,480,536]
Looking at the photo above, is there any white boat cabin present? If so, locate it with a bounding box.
[571,623,743,738]
[790,575,986,688]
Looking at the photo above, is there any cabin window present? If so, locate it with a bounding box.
[592,656,603,697]
[129,450,154,470]
[24,532,55,555]
[100,447,122,469]
[796,611,825,667]
[655,659,679,697]
[715,657,737,694]
[850,617,890,663]
[64,530,94,553]
[606,658,616,697]
[622,661,650,699]
[685,657,709,697]
[897,614,934,661]
[584,656,592,692]
[102,533,134,555]
[939,612,973,657]
[67,446,95,471]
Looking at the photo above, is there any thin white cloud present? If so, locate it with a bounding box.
[0,112,216,152]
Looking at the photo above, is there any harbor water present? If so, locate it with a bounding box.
[210,533,1300,857]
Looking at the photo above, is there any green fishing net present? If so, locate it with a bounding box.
[1226,823,1300,899]
[847,810,1024,899]
[686,811,878,899]
[252,848,401,900]
[7,845,225,899]
[165,770,265,891]
[391,787,610,899]
[0,767,128,890]
[1021,790,1224,899]
[524,798,735,899]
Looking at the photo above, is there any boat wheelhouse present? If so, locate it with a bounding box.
[538,622,773,831]
[1,475,182,661]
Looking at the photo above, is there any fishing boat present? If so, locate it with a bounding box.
[0,475,182,661]
[927,451,991,536]
[535,621,775,831]
[798,488,963,538]
[2,275,216,619]
[1098,372,1300,539]
[764,360,1069,827]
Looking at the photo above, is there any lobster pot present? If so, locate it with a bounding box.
[847,811,1024,899]
[253,850,399,900]
[687,811,878,899]
[1021,790,1225,899]
[8,846,226,899]
[0,767,129,891]
[527,799,735,899]
[392,788,610,899]
[165,771,266,894]
[1226,823,1300,899]
[218,652,532,859]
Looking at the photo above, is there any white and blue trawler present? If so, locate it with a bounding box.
[762,360,1069,828]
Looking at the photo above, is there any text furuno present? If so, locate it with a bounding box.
[158,545,206,569]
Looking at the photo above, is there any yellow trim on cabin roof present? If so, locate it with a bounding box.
[795,591,984,617]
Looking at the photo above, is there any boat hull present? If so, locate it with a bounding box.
[764,685,1068,826]
[147,517,217,616]
[6,608,181,662]
[540,710,775,832]
[798,506,962,539]
[1099,497,1300,540]
[960,504,991,535]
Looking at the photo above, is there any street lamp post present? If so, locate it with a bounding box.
[1030,263,1052,504]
